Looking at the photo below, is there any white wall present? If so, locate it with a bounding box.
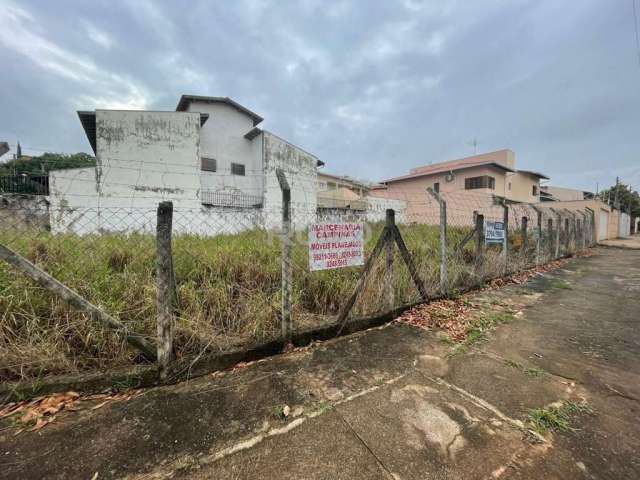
[185,101,264,197]
[49,110,203,233]
[619,212,631,237]
[365,196,407,223]
[262,131,318,231]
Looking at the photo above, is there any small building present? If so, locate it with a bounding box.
[315,172,407,223]
[49,96,322,234]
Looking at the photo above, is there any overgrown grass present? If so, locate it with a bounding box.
[0,222,526,381]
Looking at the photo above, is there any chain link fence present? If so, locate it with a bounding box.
[0,184,596,383]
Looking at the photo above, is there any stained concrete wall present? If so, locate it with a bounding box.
[49,110,203,233]
[262,131,318,231]
[47,110,323,236]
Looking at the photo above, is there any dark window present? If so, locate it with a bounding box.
[532,185,538,196]
[465,175,495,190]
[508,182,512,190]
[201,157,217,172]
[231,163,245,176]
[434,182,440,193]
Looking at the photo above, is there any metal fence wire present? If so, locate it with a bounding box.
[0,186,596,382]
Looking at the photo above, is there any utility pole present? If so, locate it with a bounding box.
[614,176,620,209]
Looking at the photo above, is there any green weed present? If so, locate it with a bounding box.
[524,366,546,378]
[527,401,593,434]
[549,279,572,290]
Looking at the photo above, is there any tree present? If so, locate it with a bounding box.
[598,182,640,218]
[0,152,96,176]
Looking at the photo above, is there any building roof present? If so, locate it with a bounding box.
[517,169,549,180]
[77,111,209,155]
[176,95,264,126]
[383,162,515,184]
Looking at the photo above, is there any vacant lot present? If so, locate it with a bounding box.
[0,223,540,381]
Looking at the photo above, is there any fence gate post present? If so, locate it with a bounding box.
[564,215,570,254]
[385,209,395,310]
[427,187,447,295]
[156,201,174,379]
[501,201,509,274]
[276,169,293,344]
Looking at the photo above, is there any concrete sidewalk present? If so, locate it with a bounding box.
[600,235,640,250]
[1,247,639,479]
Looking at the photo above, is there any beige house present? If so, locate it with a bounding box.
[316,172,370,210]
[372,149,548,222]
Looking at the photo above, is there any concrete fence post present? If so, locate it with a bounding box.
[550,208,561,259]
[427,187,447,294]
[156,201,175,380]
[475,213,485,281]
[531,207,542,265]
[547,217,553,260]
[276,169,293,344]
[385,209,395,310]
[501,201,509,274]
[521,216,529,253]
[562,210,573,254]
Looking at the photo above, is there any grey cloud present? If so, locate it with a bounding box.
[0,0,638,191]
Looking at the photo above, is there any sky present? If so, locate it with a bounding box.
[1,0,639,192]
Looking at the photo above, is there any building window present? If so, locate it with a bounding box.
[434,182,440,193]
[508,182,511,191]
[532,185,538,196]
[327,182,337,190]
[465,175,495,190]
[231,163,245,176]
[318,181,327,191]
[201,157,217,172]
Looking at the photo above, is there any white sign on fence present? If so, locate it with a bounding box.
[485,221,505,244]
[309,223,364,271]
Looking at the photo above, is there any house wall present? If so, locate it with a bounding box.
[607,208,620,240]
[377,165,508,223]
[507,172,540,203]
[262,131,318,231]
[543,186,585,201]
[184,102,264,197]
[545,199,617,241]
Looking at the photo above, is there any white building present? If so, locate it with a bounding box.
[49,96,322,234]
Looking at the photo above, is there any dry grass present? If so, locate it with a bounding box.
[0,223,535,381]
